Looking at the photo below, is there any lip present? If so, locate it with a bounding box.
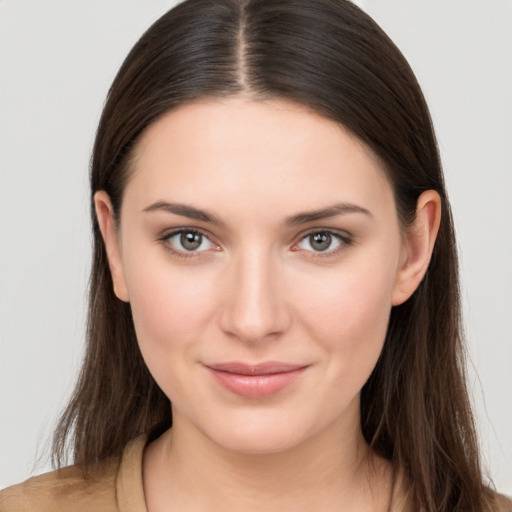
[204,361,309,398]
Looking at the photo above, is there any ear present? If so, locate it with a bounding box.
[94,191,130,302]
[392,190,442,306]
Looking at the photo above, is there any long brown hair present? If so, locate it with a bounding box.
[53,1,496,509]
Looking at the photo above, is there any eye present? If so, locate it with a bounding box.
[295,231,346,254]
[163,229,217,254]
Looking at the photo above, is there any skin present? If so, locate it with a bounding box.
[95,96,441,511]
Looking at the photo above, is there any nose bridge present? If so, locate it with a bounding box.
[219,244,288,343]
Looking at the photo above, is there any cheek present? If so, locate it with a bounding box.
[123,256,218,390]
[293,252,397,383]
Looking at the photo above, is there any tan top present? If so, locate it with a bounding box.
[0,436,510,511]
[0,436,147,512]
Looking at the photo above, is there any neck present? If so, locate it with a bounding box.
[143,405,393,511]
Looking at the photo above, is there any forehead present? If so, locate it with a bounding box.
[124,96,394,220]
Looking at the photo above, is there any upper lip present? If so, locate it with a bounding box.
[205,361,309,375]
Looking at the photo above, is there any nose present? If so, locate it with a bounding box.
[218,247,291,344]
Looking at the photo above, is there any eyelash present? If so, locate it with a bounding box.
[158,228,353,259]
[158,228,219,259]
[293,229,352,258]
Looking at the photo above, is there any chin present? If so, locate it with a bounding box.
[208,426,304,455]
[191,406,324,456]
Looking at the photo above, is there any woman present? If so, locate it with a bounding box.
[1,0,510,510]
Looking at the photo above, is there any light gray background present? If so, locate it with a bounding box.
[1,0,511,493]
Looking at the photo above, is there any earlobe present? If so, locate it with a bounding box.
[94,191,130,302]
[392,190,442,306]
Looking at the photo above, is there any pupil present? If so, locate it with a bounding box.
[181,232,202,250]
[311,233,331,251]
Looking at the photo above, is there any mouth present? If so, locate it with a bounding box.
[204,361,309,398]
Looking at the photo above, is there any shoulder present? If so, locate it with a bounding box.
[391,469,512,512]
[0,435,147,512]
[0,458,120,512]
[491,492,512,512]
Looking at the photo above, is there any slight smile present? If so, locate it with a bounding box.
[204,362,310,398]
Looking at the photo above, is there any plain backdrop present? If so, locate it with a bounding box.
[1,0,511,494]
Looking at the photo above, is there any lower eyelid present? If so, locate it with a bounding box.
[296,231,351,249]
[158,229,351,258]
[160,229,221,255]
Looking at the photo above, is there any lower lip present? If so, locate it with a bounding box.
[206,367,307,398]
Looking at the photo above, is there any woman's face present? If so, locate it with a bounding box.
[100,97,412,454]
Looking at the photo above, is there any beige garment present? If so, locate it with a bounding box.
[0,436,146,512]
[1,436,510,511]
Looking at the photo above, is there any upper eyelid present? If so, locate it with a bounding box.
[158,229,220,260]
[158,227,218,252]
[295,228,352,242]
[159,226,215,241]
[291,229,352,256]
[158,227,352,249]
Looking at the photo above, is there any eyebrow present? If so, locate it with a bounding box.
[285,203,372,226]
[143,201,371,227]
[143,201,226,226]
